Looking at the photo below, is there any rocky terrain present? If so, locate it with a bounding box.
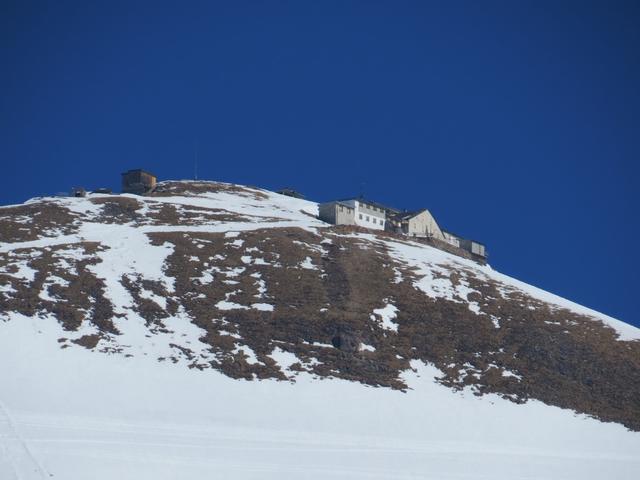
[1,180,639,432]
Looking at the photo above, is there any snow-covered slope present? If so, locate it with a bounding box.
[1,180,639,479]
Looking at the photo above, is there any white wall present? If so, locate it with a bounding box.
[406,210,444,239]
[443,232,460,248]
[343,200,386,231]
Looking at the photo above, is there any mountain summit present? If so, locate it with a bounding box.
[1,180,639,479]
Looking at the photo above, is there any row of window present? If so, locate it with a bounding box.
[337,202,384,214]
[358,202,383,213]
[336,204,384,227]
[359,213,384,227]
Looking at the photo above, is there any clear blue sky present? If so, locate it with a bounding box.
[2,1,638,327]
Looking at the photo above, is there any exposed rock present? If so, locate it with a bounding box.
[0,181,638,431]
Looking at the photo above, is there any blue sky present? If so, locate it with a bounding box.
[2,1,638,327]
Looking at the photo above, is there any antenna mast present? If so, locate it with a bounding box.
[194,140,198,181]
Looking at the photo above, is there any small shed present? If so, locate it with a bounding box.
[122,169,157,195]
[71,187,87,198]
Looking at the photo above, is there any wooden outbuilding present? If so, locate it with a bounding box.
[121,169,157,195]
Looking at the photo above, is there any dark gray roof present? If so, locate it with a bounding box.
[335,196,401,213]
[276,188,305,198]
[121,169,156,177]
[389,209,429,221]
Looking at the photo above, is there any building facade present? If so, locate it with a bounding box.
[443,230,487,258]
[442,230,461,248]
[319,197,487,258]
[318,198,387,231]
[458,238,487,258]
[318,201,357,227]
[388,209,444,239]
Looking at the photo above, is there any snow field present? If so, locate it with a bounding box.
[1,317,639,480]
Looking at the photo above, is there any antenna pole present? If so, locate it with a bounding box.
[194,140,198,181]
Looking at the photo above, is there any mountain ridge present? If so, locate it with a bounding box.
[1,180,639,433]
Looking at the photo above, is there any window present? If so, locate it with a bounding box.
[366,216,370,222]
[381,221,384,227]
[359,213,363,220]
[372,218,377,224]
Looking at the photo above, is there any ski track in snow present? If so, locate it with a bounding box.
[1,317,639,480]
[0,400,49,480]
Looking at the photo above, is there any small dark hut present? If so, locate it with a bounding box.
[71,187,86,197]
[121,169,157,195]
